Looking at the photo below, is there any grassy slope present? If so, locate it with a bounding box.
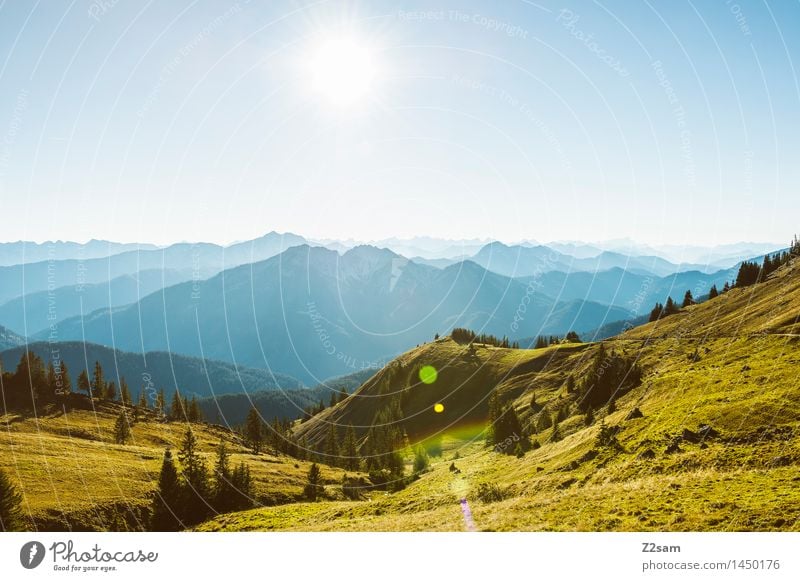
[201,261,800,531]
[0,400,357,531]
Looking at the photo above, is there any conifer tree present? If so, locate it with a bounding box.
[138,390,148,408]
[177,427,210,524]
[46,362,58,402]
[664,297,679,315]
[187,396,201,423]
[91,361,105,399]
[413,446,430,474]
[114,410,131,444]
[120,377,132,406]
[342,424,359,471]
[105,380,117,401]
[648,302,663,322]
[304,463,322,501]
[212,440,233,513]
[682,290,694,308]
[156,389,166,415]
[0,467,23,531]
[324,424,340,467]
[584,406,595,427]
[77,369,91,395]
[708,284,719,299]
[150,448,181,531]
[245,407,263,453]
[230,462,253,510]
[722,281,731,293]
[57,361,72,400]
[298,436,309,462]
[170,391,184,421]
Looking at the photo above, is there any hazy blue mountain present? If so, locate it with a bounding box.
[0,231,307,305]
[45,245,633,383]
[0,324,25,351]
[0,269,187,336]
[518,266,735,312]
[0,341,303,399]
[471,242,718,278]
[0,239,159,267]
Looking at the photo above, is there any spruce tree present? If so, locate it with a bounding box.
[708,285,719,299]
[648,302,663,322]
[114,410,131,444]
[105,381,117,401]
[91,361,105,399]
[187,396,202,423]
[120,377,132,406]
[230,462,253,510]
[664,297,679,315]
[412,446,430,474]
[138,390,148,408]
[212,440,233,513]
[0,467,23,531]
[682,290,694,308]
[57,361,72,400]
[245,407,263,453]
[304,463,322,501]
[77,369,91,395]
[342,424,359,471]
[324,424,340,467]
[177,427,210,524]
[170,391,184,421]
[584,406,595,427]
[156,389,166,415]
[150,448,182,531]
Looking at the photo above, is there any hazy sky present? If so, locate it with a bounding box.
[0,0,798,246]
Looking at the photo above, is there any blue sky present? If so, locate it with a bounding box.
[0,0,798,246]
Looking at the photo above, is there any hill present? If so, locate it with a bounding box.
[0,324,25,350]
[46,245,633,383]
[0,342,303,399]
[0,269,187,336]
[0,399,355,530]
[202,257,800,531]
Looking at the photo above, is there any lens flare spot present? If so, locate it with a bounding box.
[434,403,445,413]
[419,365,438,384]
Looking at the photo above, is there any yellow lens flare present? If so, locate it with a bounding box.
[434,403,444,413]
[419,365,438,384]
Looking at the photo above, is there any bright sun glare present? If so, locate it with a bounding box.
[308,37,377,106]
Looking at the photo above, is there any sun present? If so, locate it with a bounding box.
[307,36,378,106]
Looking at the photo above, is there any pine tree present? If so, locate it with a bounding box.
[187,396,201,423]
[57,361,72,400]
[156,389,166,415]
[534,336,548,349]
[114,410,131,444]
[120,377,132,406]
[150,448,182,531]
[584,406,595,427]
[177,427,210,524]
[722,281,731,293]
[91,361,105,399]
[682,290,694,308]
[298,436,309,462]
[138,390,148,408]
[324,424,340,467]
[0,467,23,531]
[304,463,322,501]
[77,369,91,395]
[212,440,233,513]
[664,297,679,315]
[170,391,184,421]
[413,446,430,474]
[105,380,117,401]
[230,462,253,510]
[708,284,719,299]
[648,302,663,322]
[245,407,263,453]
[342,424,359,471]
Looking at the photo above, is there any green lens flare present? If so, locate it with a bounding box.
[419,365,438,384]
